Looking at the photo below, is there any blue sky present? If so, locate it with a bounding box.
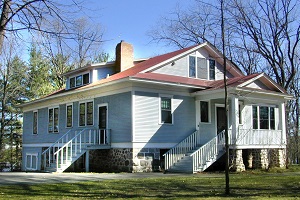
[86,0,194,59]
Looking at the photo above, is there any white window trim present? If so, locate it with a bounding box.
[66,103,73,128]
[78,99,94,127]
[33,110,38,135]
[98,103,108,129]
[188,55,197,78]
[48,106,59,133]
[252,105,277,130]
[239,101,244,125]
[25,153,38,170]
[69,71,90,89]
[200,100,211,124]
[208,58,216,80]
[159,94,174,125]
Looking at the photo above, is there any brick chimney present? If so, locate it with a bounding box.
[115,40,134,72]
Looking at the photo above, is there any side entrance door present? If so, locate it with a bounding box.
[216,106,226,135]
[98,105,107,144]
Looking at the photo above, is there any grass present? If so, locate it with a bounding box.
[0,166,300,199]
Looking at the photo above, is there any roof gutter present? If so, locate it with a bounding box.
[128,77,206,89]
[18,77,131,108]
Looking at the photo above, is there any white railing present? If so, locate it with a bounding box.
[231,129,283,146]
[164,130,200,171]
[42,129,110,171]
[190,131,225,172]
[42,129,75,169]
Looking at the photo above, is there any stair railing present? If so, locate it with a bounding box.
[41,129,74,169]
[53,128,111,171]
[164,130,200,171]
[190,130,225,172]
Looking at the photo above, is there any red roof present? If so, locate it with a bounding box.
[43,44,283,99]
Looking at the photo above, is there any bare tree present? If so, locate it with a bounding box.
[227,0,300,90]
[0,0,85,52]
[71,17,104,68]
[148,3,221,49]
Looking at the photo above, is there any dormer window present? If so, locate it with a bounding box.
[69,73,90,89]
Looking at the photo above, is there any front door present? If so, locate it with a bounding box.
[98,105,107,144]
[216,106,226,134]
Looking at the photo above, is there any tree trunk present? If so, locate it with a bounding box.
[0,0,11,52]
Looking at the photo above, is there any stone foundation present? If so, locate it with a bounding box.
[132,148,160,172]
[89,148,161,173]
[89,148,133,173]
[229,149,245,172]
[230,148,285,172]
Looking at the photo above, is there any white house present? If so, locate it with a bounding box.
[20,41,292,173]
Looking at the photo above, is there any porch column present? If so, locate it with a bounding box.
[279,102,286,145]
[231,95,239,144]
[85,150,89,172]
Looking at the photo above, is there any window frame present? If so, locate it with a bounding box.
[48,106,59,133]
[78,100,94,127]
[159,95,173,125]
[200,100,210,123]
[33,110,38,135]
[189,55,196,78]
[69,72,90,89]
[252,105,276,130]
[208,59,216,80]
[66,103,73,128]
[25,153,38,170]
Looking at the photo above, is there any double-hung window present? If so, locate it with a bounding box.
[69,73,90,89]
[48,107,59,133]
[79,101,94,126]
[33,111,38,135]
[189,56,215,80]
[252,106,275,130]
[26,153,38,170]
[66,104,73,128]
[200,101,209,123]
[160,97,173,124]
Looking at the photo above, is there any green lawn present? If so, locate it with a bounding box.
[1,168,300,199]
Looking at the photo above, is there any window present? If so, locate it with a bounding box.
[70,77,75,88]
[79,101,94,126]
[26,153,38,170]
[189,56,215,80]
[33,111,38,135]
[160,97,172,124]
[189,56,196,78]
[252,106,276,130]
[252,106,258,129]
[209,59,215,80]
[66,104,73,128]
[69,73,90,89]
[260,106,269,129]
[200,101,209,123]
[239,103,243,124]
[48,107,59,133]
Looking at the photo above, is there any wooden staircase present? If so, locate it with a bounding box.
[164,130,225,173]
[42,129,110,173]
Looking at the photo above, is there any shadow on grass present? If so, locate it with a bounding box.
[1,173,300,199]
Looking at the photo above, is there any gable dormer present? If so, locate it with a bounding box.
[64,41,139,90]
[150,43,241,81]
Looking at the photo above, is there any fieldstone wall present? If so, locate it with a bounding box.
[88,148,161,173]
[248,148,285,170]
[132,148,160,172]
[229,149,245,172]
[89,148,133,173]
[269,149,286,168]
